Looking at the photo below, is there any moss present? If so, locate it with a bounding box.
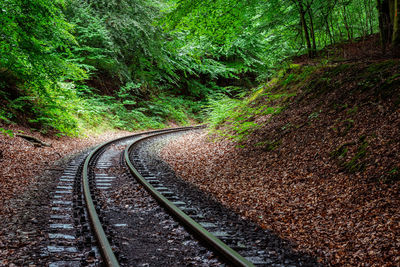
[346,106,358,115]
[247,87,265,103]
[255,139,281,151]
[357,60,400,99]
[343,140,368,173]
[377,74,400,100]
[331,143,350,160]
[281,73,296,86]
[308,110,321,120]
[338,119,355,136]
[329,63,351,76]
[305,75,332,98]
[387,73,400,83]
[289,63,301,69]
[281,122,293,131]
[367,60,397,72]
[379,167,400,183]
[331,136,369,173]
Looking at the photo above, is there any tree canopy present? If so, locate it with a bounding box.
[0,0,391,135]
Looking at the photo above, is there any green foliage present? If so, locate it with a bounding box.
[0,0,85,85]
[206,96,242,128]
[64,0,121,78]
[0,128,14,137]
[255,139,281,151]
[206,84,289,142]
[0,0,206,135]
[331,136,369,173]
[380,167,400,183]
[71,84,201,132]
[344,138,368,173]
[163,0,379,81]
[0,0,386,137]
[0,0,88,135]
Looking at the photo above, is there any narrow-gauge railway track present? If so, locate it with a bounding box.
[128,130,322,267]
[47,127,197,266]
[47,126,320,266]
[125,130,254,267]
[83,127,198,266]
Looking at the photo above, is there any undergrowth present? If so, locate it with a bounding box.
[206,79,294,142]
[206,59,400,144]
[0,82,203,136]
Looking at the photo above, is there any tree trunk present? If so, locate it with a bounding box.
[322,6,334,45]
[364,0,371,35]
[368,0,375,34]
[326,20,334,45]
[16,134,51,147]
[342,1,352,41]
[308,8,317,55]
[377,0,392,50]
[298,0,313,57]
[335,14,344,41]
[389,0,395,23]
[392,0,400,49]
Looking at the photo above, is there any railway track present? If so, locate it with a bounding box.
[47,126,319,266]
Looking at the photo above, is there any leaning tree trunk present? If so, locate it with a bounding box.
[368,0,375,34]
[342,1,353,41]
[392,0,400,50]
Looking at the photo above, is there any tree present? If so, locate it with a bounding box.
[376,0,400,51]
[290,0,317,57]
[393,0,400,46]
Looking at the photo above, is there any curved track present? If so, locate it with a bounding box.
[81,127,196,266]
[76,126,318,266]
[124,129,254,267]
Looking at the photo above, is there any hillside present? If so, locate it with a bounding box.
[161,59,400,266]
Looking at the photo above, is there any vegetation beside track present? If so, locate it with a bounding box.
[1,0,395,137]
[163,53,400,265]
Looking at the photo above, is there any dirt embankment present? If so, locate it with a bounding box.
[161,60,400,266]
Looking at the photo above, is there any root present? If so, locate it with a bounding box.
[16,134,51,147]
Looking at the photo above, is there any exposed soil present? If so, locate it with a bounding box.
[292,34,393,65]
[161,61,400,266]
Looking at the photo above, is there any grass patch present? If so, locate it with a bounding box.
[380,167,400,183]
[255,139,281,151]
[331,136,369,173]
[206,87,290,142]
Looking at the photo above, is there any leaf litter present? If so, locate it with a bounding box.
[161,63,400,266]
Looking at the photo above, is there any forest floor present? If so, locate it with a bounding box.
[0,125,134,264]
[0,125,132,214]
[161,58,400,266]
[1,35,399,266]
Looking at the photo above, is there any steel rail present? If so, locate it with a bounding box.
[82,126,196,267]
[124,128,255,267]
